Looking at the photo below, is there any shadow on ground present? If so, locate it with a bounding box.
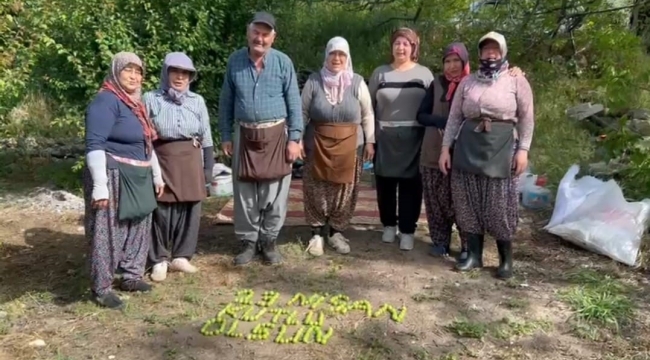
[0,227,88,305]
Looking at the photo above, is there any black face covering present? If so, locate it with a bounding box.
[478,57,506,79]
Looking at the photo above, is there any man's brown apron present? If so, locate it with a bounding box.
[237,121,292,182]
[452,118,515,179]
[311,122,358,184]
[154,139,206,202]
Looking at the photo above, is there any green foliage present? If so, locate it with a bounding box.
[559,268,636,339]
[2,0,650,197]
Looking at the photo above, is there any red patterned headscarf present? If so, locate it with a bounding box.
[442,42,470,102]
[100,52,158,155]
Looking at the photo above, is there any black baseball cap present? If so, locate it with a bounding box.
[251,11,276,30]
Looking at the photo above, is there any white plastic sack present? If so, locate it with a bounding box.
[210,163,233,197]
[544,164,650,266]
[212,163,232,179]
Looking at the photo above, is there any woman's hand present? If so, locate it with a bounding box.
[204,168,212,185]
[91,199,109,209]
[155,183,165,198]
[363,143,375,162]
[300,140,306,160]
[513,150,528,176]
[438,148,452,175]
[509,66,526,77]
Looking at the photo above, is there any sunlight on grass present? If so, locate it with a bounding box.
[503,297,530,310]
[445,318,488,340]
[559,268,635,336]
[280,239,307,261]
[446,315,552,342]
[411,292,441,303]
[438,354,460,360]
[492,317,553,340]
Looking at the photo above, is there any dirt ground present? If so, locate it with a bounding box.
[1,195,650,360]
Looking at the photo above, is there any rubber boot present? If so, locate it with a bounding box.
[234,241,257,266]
[496,240,513,279]
[456,231,469,261]
[455,233,484,271]
[261,239,283,265]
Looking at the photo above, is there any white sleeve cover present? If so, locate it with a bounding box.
[150,150,164,186]
[86,150,109,200]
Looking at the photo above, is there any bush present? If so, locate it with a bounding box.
[2,0,650,197]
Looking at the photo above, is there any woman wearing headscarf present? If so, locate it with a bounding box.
[301,36,375,256]
[418,43,524,259]
[439,32,534,279]
[84,52,164,309]
[144,52,214,282]
[368,28,433,251]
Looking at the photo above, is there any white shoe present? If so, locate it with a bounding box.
[306,235,324,256]
[400,233,415,251]
[328,233,350,254]
[170,258,198,274]
[150,262,168,282]
[382,226,397,243]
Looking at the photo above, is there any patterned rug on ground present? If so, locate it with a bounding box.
[215,179,428,226]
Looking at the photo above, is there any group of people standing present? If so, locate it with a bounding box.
[84,51,213,309]
[82,11,534,310]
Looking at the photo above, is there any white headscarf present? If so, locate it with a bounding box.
[320,36,353,104]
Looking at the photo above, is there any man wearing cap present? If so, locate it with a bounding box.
[218,11,303,266]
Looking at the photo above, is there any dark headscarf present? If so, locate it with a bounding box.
[442,42,470,101]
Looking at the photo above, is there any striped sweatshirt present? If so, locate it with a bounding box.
[368,64,434,178]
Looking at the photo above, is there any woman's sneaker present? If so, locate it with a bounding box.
[328,233,350,254]
[94,291,124,310]
[306,235,324,256]
[150,262,168,282]
[170,258,198,273]
[399,233,415,251]
[429,244,449,257]
[382,226,397,243]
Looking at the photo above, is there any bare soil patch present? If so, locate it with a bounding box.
[1,195,649,360]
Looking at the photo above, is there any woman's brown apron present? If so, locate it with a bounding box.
[154,139,206,202]
[420,77,449,169]
[311,122,358,184]
[237,121,292,182]
[452,118,515,179]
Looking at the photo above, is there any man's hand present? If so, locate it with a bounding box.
[221,141,233,157]
[363,143,375,162]
[286,141,302,163]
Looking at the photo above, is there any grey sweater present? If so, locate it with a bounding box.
[368,64,434,178]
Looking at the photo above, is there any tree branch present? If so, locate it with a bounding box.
[373,0,423,27]
[534,3,639,17]
[323,0,397,10]
[521,0,542,33]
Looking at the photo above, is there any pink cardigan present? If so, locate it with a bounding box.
[442,72,535,151]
